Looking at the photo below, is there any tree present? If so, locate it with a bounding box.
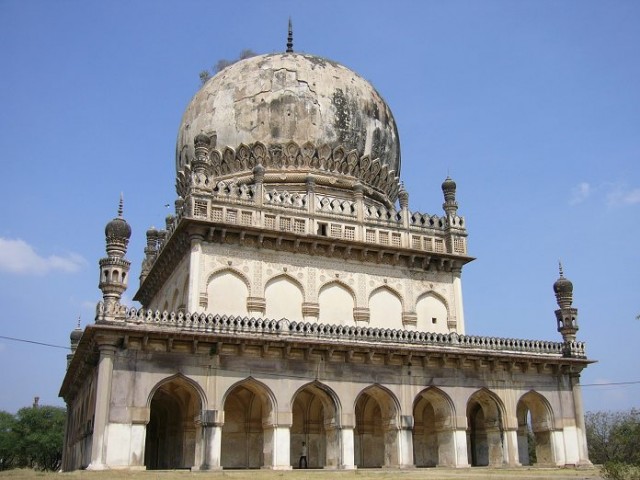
[0,411,17,470]
[11,405,65,471]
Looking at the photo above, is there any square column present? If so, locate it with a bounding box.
[263,425,292,470]
[452,429,470,467]
[338,427,356,469]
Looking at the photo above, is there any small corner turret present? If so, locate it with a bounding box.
[98,195,131,321]
[441,176,458,217]
[553,262,581,356]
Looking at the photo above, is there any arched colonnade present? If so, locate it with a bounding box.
[142,375,565,470]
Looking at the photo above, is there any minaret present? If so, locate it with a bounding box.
[67,316,83,367]
[441,176,458,217]
[98,195,132,317]
[553,262,579,346]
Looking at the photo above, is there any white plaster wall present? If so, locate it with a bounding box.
[148,255,189,312]
[265,276,303,321]
[318,283,354,324]
[416,293,449,333]
[207,271,249,316]
[369,288,402,329]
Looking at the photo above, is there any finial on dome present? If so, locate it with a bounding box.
[286,17,294,53]
[76,315,81,329]
[118,193,124,217]
[558,260,564,277]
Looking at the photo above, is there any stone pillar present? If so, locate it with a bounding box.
[353,183,364,240]
[551,430,566,466]
[452,428,470,467]
[187,233,204,312]
[397,423,414,468]
[451,266,465,334]
[263,424,292,470]
[504,428,520,466]
[338,426,356,469]
[247,297,266,317]
[486,427,504,466]
[324,425,340,469]
[87,342,117,470]
[199,409,224,470]
[571,374,592,466]
[302,302,319,323]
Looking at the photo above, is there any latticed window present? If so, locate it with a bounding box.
[330,224,342,238]
[434,238,445,253]
[294,219,306,234]
[454,237,465,254]
[226,209,237,224]
[241,211,252,225]
[391,233,401,247]
[193,200,208,218]
[379,231,389,245]
[366,229,376,243]
[279,217,292,232]
[344,226,355,240]
[211,207,223,222]
[412,235,422,249]
[265,215,276,229]
[424,237,434,252]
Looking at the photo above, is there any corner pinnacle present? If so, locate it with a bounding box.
[286,17,293,53]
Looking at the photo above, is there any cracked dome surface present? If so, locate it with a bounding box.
[176,53,400,177]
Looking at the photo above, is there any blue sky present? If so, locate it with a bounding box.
[0,0,638,414]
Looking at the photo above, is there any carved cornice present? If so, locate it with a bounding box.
[176,141,401,204]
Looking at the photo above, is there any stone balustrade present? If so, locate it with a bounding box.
[96,304,584,358]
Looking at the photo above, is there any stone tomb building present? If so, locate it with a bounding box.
[60,44,592,470]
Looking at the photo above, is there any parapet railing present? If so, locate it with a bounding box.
[96,304,585,358]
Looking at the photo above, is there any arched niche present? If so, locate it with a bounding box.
[413,387,456,467]
[466,389,506,467]
[207,269,249,317]
[516,391,556,466]
[354,385,401,468]
[318,282,355,325]
[290,382,341,468]
[265,275,303,322]
[368,286,402,329]
[221,378,276,469]
[144,375,204,470]
[416,292,449,333]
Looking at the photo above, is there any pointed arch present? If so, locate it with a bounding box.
[516,390,556,465]
[415,291,449,333]
[466,388,507,467]
[354,384,402,468]
[290,381,342,468]
[206,268,250,317]
[368,285,403,329]
[265,273,304,322]
[413,387,457,467]
[318,281,356,325]
[221,377,278,469]
[144,374,205,470]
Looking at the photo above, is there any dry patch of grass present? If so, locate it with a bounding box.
[0,467,604,480]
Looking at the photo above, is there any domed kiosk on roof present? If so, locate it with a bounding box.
[60,26,592,472]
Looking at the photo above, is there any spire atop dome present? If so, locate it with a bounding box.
[118,192,124,217]
[286,17,293,53]
[558,260,564,277]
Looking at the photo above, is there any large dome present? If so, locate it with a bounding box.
[176,53,401,178]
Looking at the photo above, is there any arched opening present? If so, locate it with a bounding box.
[144,377,202,470]
[517,391,555,466]
[290,382,341,468]
[265,275,303,321]
[368,287,402,329]
[221,379,275,469]
[413,388,456,467]
[207,270,249,316]
[466,389,505,467]
[415,292,448,333]
[318,282,355,325]
[354,385,400,468]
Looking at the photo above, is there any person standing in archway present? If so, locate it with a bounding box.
[299,441,308,468]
